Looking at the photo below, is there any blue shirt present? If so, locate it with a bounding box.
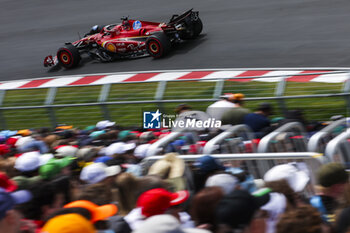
[244,113,270,132]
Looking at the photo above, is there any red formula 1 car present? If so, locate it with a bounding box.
[44,9,202,69]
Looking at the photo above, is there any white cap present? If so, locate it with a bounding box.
[56,145,78,157]
[263,163,310,192]
[134,144,151,159]
[39,153,54,166]
[124,142,136,152]
[96,120,115,130]
[15,136,34,148]
[205,173,238,195]
[80,162,121,184]
[105,142,126,156]
[15,151,42,172]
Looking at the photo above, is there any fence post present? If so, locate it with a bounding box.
[275,76,288,116]
[0,90,7,129]
[45,87,57,128]
[213,79,225,99]
[343,72,350,116]
[154,81,167,114]
[99,84,111,120]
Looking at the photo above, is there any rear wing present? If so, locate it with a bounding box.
[168,8,199,25]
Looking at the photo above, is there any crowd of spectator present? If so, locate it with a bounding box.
[0,92,349,233]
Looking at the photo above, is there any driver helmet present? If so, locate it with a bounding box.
[90,25,101,34]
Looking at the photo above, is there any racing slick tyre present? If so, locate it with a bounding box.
[180,18,203,40]
[57,44,81,69]
[146,33,171,58]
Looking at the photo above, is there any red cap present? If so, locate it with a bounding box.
[136,188,189,217]
[0,144,10,155]
[0,172,17,192]
[6,137,18,148]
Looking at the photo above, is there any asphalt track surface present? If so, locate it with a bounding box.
[1,0,350,81]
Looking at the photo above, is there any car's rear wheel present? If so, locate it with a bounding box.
[57,44,81,69]
[146,33,171,58]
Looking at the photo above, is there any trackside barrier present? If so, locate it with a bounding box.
[146,130,200,157]
[203,124,256,154]
[324,129,350,164]
[1,69,350,129]
[142,152,323,197]
[257,122,307,153]
[308,118,347,153]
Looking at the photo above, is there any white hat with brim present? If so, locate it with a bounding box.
[264,163,310,192]
[80,162,121,184]
[15,151,45,172]
[105,142,126,156]
[96,120,116,130]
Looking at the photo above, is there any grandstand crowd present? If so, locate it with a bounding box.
[0,93,349,233]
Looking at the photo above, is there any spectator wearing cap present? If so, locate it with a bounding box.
[207,93,245,121]
[110,174,170,233]
[263,163,310,210]
[124,188,190,231]
[191,186,224,232]
[96,120,116,130]
[310,162,348,224]
[221,98,251,126]
[0,188,32,233]
[80,162,121,186]
[132,214,210,233]
[64,200,118,224]
[205,173,239,195]
[12,151,47,189]
[39,157,75,180]
[55,145,78,158]
[41,213,96,233]
[148,153,190,192]
[244,102,274,138]
[17,134,49,154]
[17,181,66,230]
[215,189,270,233]
[192,155,226,192]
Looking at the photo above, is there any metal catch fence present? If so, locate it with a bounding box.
[1,70,350,129]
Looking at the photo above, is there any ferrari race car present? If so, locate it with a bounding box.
[44,9,203,69]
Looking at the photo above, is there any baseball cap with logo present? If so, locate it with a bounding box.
[80,163,121,184]
[64,200,118,223]
[41,213,96,233]
[137,188,189,217]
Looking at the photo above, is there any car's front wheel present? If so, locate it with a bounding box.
[57,44,81,69]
